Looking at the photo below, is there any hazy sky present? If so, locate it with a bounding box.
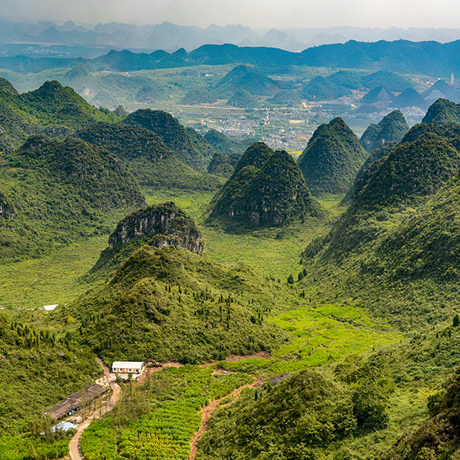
[3,0,460,30]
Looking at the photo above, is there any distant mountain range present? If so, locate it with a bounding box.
[4,40,460,77]
[4,18,460,55]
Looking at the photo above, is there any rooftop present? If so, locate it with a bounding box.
[112,361,144,369]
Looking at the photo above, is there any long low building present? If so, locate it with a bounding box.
[45,384,108,420]
[112,361,145,378]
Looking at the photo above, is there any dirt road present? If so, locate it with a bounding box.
[69,358,120,460]
[188,378,263,460]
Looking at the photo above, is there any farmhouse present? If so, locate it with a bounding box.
[112,361,145,379]
[45,384,108,420]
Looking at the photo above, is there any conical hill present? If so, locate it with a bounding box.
[89,201,204,277]
[297,117,369,197]
[352,133,460,211]
[123,109,216,173]
[208,142,324,228]
[77,122,222,190]
[359,110,409,153]
[212,65,280,98]
[71,243,294,363]
[422,98,460,124]
[0,135,145,258]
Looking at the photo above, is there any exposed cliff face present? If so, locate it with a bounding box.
[108,202,203,254]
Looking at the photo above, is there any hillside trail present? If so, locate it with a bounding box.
[189,377,263,460]
[69,358,120,460]
[66,352,269,459]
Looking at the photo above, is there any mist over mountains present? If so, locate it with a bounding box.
[4,17,460,57]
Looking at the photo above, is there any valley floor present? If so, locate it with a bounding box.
[0,187,453,460]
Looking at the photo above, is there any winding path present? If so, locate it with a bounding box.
[188,378,263,460]
[68,352,270,460]
[69,358,120,460]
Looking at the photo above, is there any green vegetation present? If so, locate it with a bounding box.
[81,364,253,460]
[197,323,460,459]
[212,65,280,98]
[352,133,460,211]
[4,71,460,460]
[361,71,412,92]
[227,89,259,108]
[267,89,302,107]
[180,89,217,105]
[207,152,241,177]
[208,142,325,229]
[0,79,118,134]
[204,129,257,156]
[0,311,100,459]
[0,135,145,258]
[123,109,216,173]
[71,244,295,364]
[297,117,369,197]
[77,122,222,191]
[422,98,460,124]
[359,110,409,152]
[301,75,351,101]
[90,201,203,278]
[393,88,428,110]
[360,86,394,104]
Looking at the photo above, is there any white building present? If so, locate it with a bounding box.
[112,361,145,380]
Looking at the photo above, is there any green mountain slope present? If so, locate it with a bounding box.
[0,102,37,154]
[422,79,460,103]
[352,133,460,211]
[267,89,302,107]
[227,89,259,108]
[71,243,293,364]
[0,313,100,432]
[341,141,397,204]
[393,88,428,110]
[204,129,257,155]
[207,142,324,228]
[180,89,217,105]
[0,77,120,153]
[326,70,366,89]
[422,98,460,124]
[359,110,409,152]
[60,66,117,108]
[361,70,412,92]
[76,122,222,191]
[300,127,460,330]
[197,369,357,460]
[0,135,145,258]
[360,86,394,104]
[374,173,460,280]
[0,79,119,128]
[207,152,242,178]
[297,117,369,197]
[123,109,216,173]
[212,65,280,98]
[301,76,350,101]
[380,364,460,460]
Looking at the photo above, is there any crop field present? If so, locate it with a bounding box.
[81,365,253,460]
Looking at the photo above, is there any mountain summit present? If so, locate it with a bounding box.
[207,142,324,228]
[297,117,368,197]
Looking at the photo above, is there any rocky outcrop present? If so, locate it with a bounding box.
[108,202,203,254]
